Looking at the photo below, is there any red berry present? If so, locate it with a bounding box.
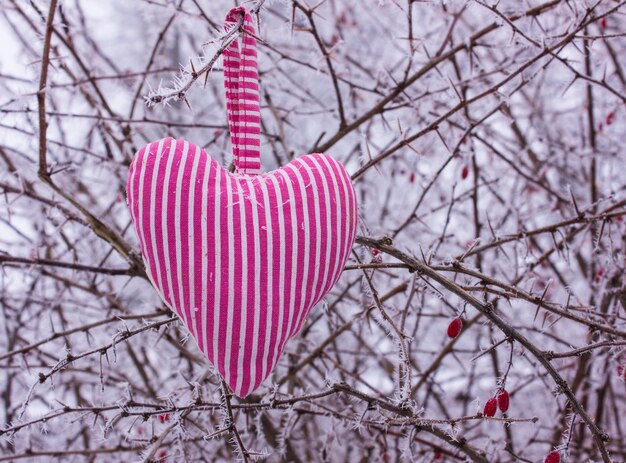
[447,318,462,338]
[600,17,607,29]
[461,165,469,180]
[158,413,169,423]
[497,389,510,413]
[409,172,416,183]
[483,397,497,417]
[434,451,443,459]
[544,451,560,463]
[525,184,539,195]
[594,267,606,284]
[606,112,615,125]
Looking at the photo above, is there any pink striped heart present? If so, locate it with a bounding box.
[126,5,357,398]
[127,137,357,397]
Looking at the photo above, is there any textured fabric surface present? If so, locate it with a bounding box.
[127,138,358,396]
[126,6,358,397]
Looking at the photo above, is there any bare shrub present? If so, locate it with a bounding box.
[1,0,625,461]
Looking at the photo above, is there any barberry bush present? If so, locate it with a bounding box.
[1,0,625,461]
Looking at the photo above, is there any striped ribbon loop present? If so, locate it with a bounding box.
[224,7,262,175]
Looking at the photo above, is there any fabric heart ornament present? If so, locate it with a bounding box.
[126,7,358,397]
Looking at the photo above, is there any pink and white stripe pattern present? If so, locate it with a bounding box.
[126,7,358,397]
[127,139,357,397]
[224,7,261,175]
